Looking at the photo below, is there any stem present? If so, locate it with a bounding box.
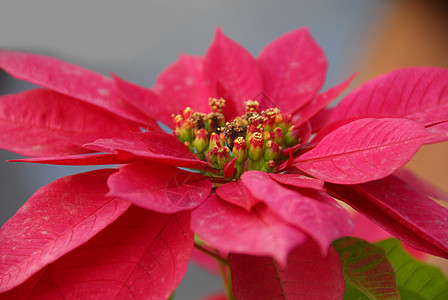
[194,243,228,266]
[194,243,234,299]
[217,258,235,300]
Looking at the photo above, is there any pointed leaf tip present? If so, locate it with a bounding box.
[257,27,328,114]
[204,27,263,117]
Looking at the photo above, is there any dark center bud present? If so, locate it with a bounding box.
[193,129,209,153]
[206,112,225,133]
[208,97,226,113]
[232,136,247,164]
[222,121,246,150]
[245,100,260,113]
[188,112,206,137]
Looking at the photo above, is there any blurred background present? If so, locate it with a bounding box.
[1,0,447,298]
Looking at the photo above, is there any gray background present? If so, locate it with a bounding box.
[0,1,390,299]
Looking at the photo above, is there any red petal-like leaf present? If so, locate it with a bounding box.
[309,107,334,133]
[135,131,197,160]
[8,152,139,166]
[1,207,193,299]
[294,118,430,184]
[241,171,353,254]
[0,50,148,124]
[216,181,260,211]
[257,27,328,114]
[0,89,137,156]
[222,157,237,179]
[154,54,214,125]
[108,162,212,213]
[351,212,393,243]
[327,175,448,259]
[229,240,345,300]
[204,27,263,117]
[191,194,307,265]
[84,133,211,171]
[293,73,356,127]
[330,68,448,136]
[351,212,426,260]
[0,169,130,293]
[269,173,324,190]
[112,73,161,129]
[394,168,448,202]
[426,120,448,143]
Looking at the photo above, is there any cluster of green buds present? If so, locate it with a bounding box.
[172,97,304,178]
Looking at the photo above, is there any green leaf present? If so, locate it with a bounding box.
[377,239,448,300]
[333,237,400,299]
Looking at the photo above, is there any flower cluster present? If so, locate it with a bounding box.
[173,97,306,177]
[0,27,448,299]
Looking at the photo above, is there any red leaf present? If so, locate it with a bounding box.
[294,118,430,184]
[257,27,328,114]
[8,152,140,166]
[216,181,260,211]
[135,131,198,160]
[241,171,353,254]
[1,207,193,299]
[229,240,345,300]
[222,157,237,179]
[394,168,448,202]
[154,54,214,125]
[108,162,212,213]
[84,133,211,170]
[293,73,356,127]
[309,107,334,133]
[330,68,448,134]
[351,212,426,260]
[0,89,137,156]
[269,173,324,190]
[204,27,263,117]
[0,169,130,293]
[0,50,148,124]
[191,194,307,265]
[327,175,448,259]
[112,73,161,129]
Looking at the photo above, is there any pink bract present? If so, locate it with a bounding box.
[0,26,447,298]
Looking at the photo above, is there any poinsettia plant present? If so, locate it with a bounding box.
[1,27,448,299]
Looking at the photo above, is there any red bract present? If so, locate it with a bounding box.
[0,26,447,299]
